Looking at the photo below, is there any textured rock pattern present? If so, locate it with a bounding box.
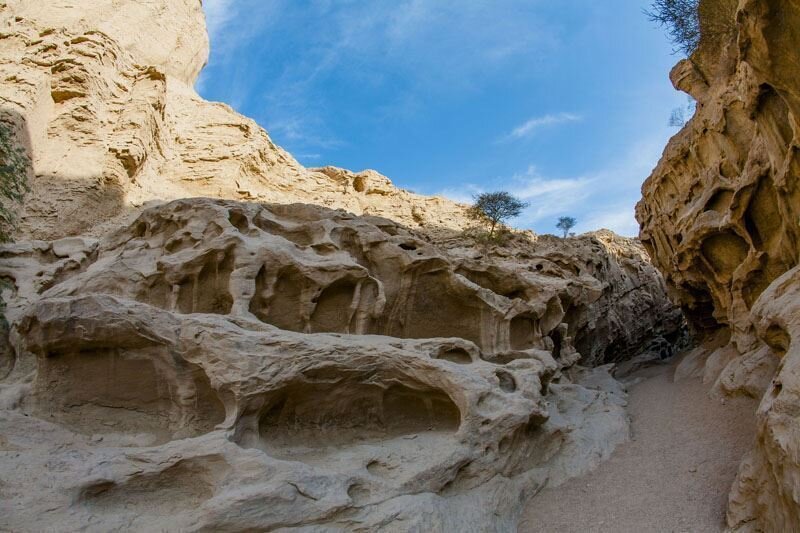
[0,0,686,530]
[637,0,800,529]
[0,198,678,530]
[0,3,470,241]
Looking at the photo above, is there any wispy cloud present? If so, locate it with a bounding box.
[437,165,594,230]
[198,0,558,152]
[435,183,484,204]
[580,208,641,236]
[435,126,670,238]
[202,0,236,44]
[195,0,279,93]
[509,166,594,225]
[504,113,582,141]
[195,0,234,92]
[265,115,342,150]
[295,153,322,162]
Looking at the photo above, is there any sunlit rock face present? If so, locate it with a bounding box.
[4,0,209,84]
[0,1,470,242]
[0,198,679,530]
[637,0,800,529]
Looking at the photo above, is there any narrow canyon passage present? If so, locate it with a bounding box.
[519,360,757,533]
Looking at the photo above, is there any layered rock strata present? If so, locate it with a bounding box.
[0,0,687,530]
[0,198,678,530]
[0,1,468,241]
[637,0,800,528]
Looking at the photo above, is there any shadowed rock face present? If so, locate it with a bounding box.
[0,198,678,530]
[637,0,800,529]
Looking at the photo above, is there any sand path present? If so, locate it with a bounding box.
[519,362,757,533]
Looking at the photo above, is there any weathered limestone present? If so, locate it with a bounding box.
[637,0,800,529]
[0,0,686,530]
[0,2,471,241]
[0,198,679,530]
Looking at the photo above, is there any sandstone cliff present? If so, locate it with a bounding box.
[0,0,685,531]
[0,0,469,241]
[0,198,678,531]
[637,0,800,529]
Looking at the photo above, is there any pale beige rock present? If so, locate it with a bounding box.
[0,0,685,530]
[637,0,800,529]
[0,2,471,241]
[0,198,678,531]
[4,0,208,84]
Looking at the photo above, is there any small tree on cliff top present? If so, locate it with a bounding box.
[646,0,737,56]
[468,191,528,239]
[556,216,577,238]
[646,0,700,55]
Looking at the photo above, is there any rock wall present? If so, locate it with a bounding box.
[0,198,678,531]
[0,1,470,241]
[637,0,800,529]
[0,0,686,530]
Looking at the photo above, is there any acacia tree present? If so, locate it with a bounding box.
[468,191,528,239]
[0,121,29,242]
[556,216,577,238]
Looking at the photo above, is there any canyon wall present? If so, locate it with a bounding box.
[0,0,687,530]
[0,0,468,241]
[637,0,800,529]
[0,198,679,530]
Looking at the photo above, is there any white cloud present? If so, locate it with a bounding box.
[296,153,322,161]
[435,183,484,204]
[505,113,582,141]
[196,0,236,92]
[197,0,560,152]
[435,125,671,238]
[437,166,594,231]
[508,166,594,227]
[203,0,236,44]
[196,0,280,93]
[579,207,640,236]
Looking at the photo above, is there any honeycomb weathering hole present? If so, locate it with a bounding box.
[700,231,749,279]
[34,349,226,445]
[250,265,307,331]
[250,379,461,454]
[398,271,484,345]
[353,175,367,192]
[510,316,536,350]
[309,278,359,333]
[143,249,235,315]
[434,347,473,364]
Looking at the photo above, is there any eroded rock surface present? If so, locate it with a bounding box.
[637,0,800,529]
[0,198,678,530]
[0,1,469,241]
[0,0,685,530]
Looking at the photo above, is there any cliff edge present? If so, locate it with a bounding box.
[0,0,469,240]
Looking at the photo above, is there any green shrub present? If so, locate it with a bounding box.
[0,121,29,241]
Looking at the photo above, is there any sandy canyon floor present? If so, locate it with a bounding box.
[520,360,757,532]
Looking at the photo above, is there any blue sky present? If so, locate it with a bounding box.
[198,0,687,236]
